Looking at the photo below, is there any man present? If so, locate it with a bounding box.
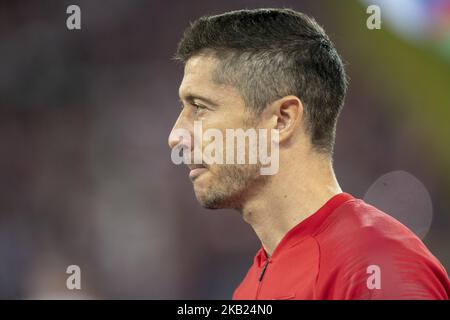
[168,8,450,299]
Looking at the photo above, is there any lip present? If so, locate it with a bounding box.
[188,166,208,180]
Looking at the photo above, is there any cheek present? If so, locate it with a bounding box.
[206,109,249,129]
[198,110,256,165]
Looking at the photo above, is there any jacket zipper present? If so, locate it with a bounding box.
[255,259,270,299]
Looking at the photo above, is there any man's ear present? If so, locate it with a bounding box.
[266,96,304,143]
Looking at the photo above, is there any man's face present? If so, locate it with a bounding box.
[168,55,265,209]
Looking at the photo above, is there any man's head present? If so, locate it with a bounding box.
[168,8,347,209]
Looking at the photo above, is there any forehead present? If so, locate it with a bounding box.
[178,55,240,102]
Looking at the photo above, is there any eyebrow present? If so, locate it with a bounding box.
[179,93,219,107]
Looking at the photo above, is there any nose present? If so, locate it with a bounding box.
[168,112,191,150]
[168,121,181,150]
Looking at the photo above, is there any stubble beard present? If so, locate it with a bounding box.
[195,163,268,210]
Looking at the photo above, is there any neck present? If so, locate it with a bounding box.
[240,152,342,257]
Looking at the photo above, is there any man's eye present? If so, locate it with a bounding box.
[193,103,206,112]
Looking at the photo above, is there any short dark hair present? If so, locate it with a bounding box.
[175,8,348,153]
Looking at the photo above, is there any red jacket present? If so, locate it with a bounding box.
[233,193,450,300]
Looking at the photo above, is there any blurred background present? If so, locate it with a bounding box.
[0,0,449,299]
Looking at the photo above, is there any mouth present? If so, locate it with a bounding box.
[187,163,208,180]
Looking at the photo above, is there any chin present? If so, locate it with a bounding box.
[199,199,223,210]
[195,190,226,209]
[195,185,243,210]
[192,165,259,210]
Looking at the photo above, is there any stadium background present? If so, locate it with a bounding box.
[0,0,449,298]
